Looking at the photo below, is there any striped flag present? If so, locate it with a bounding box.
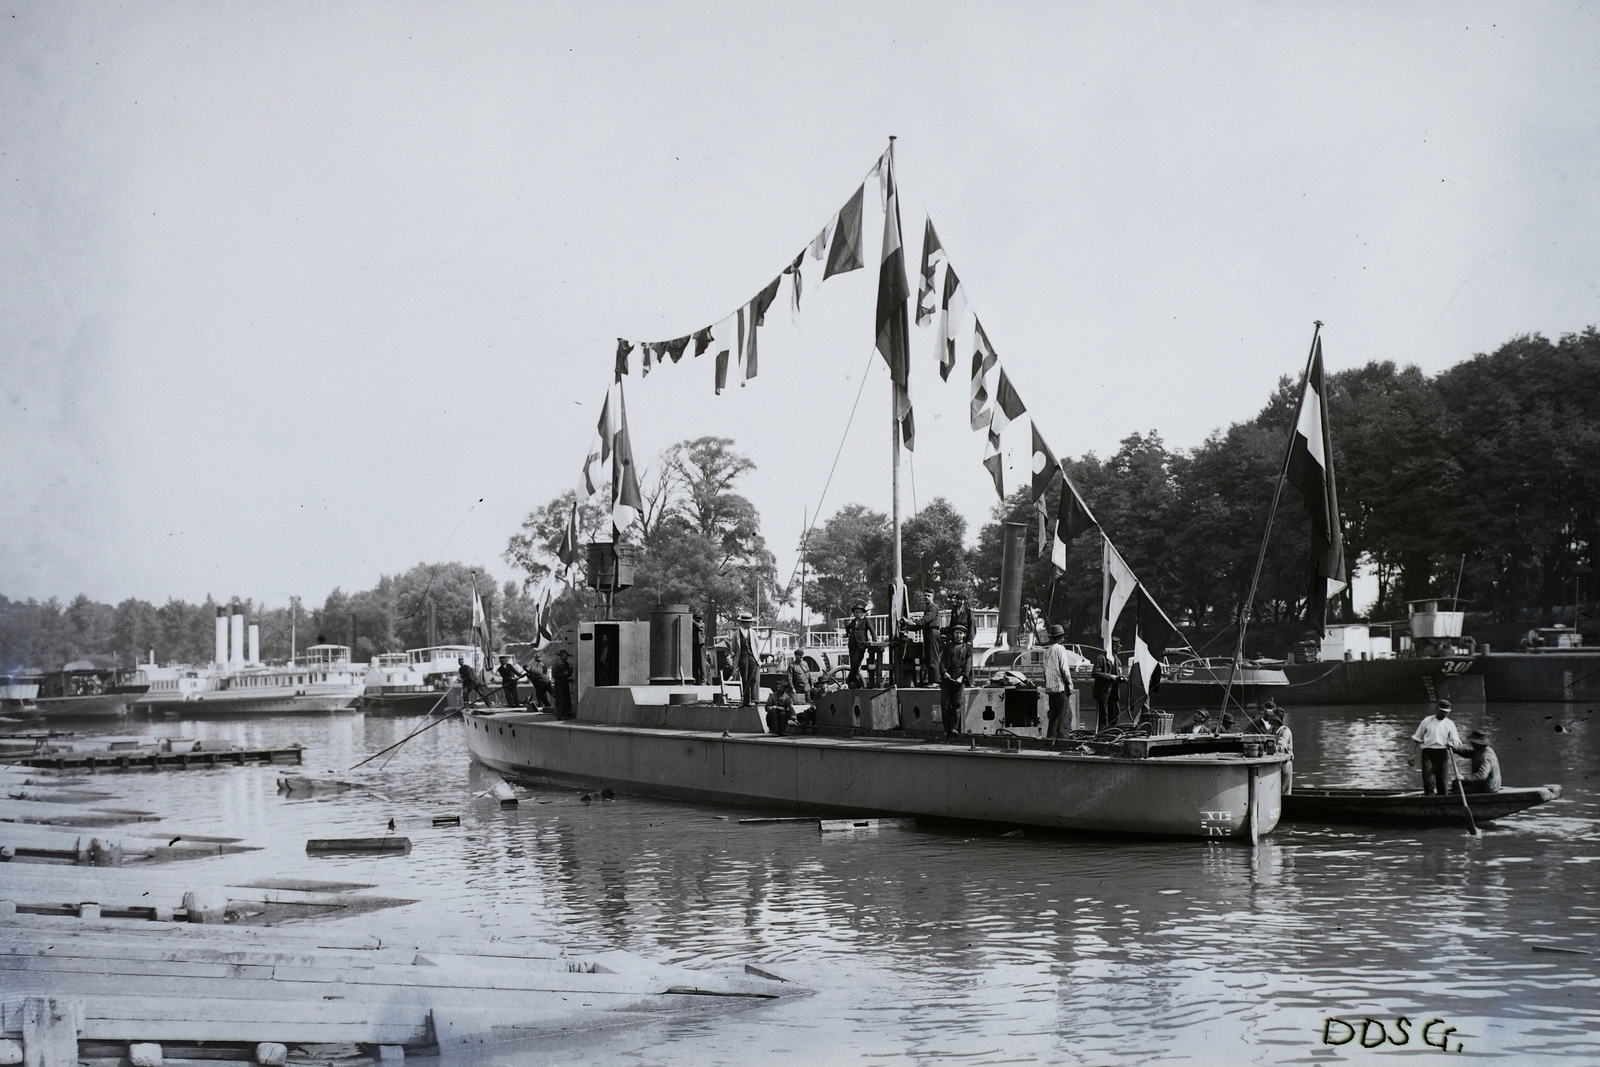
[969,318,998,430]
[1285,332,1348,634]
[610,384,643,538]
[1101,535,1136,652]
[915,217,944,326]
[1050,473,1098,570]
[937,263,966,381]
[875,145,914,450]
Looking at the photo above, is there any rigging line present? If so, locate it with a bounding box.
[399,500,484,620]
[801,347,879,552]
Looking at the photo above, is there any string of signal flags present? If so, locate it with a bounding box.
[544,140,1182,654]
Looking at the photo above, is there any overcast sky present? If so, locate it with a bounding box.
[4,2,1598,614]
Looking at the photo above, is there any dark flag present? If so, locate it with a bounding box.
[875,145,914,450]
[1050,473,1098,570]
[784,250,805,315]
[613,338,633,382]
[989,369,1026,435]
[1031,423,1060,504]
[1284,333,1348,634]
[824,184,865,279]
[692,327,713,358]
[663,335,690,364]
[557,500,579,574]
[1130,584,1182,710]
[916,216,943,326]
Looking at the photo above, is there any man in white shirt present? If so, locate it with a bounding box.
[1411,700,1462,795]
[1042,624,1074,738]
[1265,702,1293,794]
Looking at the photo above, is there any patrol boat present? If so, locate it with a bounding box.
[462,140,1287,839]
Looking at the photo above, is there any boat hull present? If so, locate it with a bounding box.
[136,691,362,714]
[462,697,1286,841]
[360,690,459,715]
[1281,785,1561,825]
[31,694,135,719]
[1276,657,1483,705]
[1479,652,1600,702]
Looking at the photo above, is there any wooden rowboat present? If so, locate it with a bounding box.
[1282,784,1562,826]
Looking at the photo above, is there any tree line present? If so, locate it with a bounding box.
[7,330,1595,671]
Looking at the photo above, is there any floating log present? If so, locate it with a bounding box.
[6,746,303,773]
[305,838,411,856]
[818,818,915,833]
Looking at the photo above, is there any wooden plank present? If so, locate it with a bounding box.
[0,800,160,825]
[0,915,567,959]
[0,937,575,974]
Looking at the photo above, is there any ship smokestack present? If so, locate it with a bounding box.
[248,624,260,665]
[997,521,1028,649]
[230,605,245,667]
[214,608,228,665]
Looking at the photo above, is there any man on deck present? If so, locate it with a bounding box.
[524,652,555,710]
[845,601,878,689]
[945,591,975,650]
[1091,637,1123,732]
[1267,705,1294,794]
[729,611,761,707]
[908,591,942,686]
[939,623,972,738]
[1042,624,1074,738]
[1411,700,1462,795]
[1455,729,1502,793]
[692,612,706,685]
[787,648,812,704]
[497,655,525,708]
[550,649,575,718]
[457,657,491,707]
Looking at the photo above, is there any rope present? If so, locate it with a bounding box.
[786,348,879,592]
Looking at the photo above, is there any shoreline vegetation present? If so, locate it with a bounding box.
[5,330,1596,672]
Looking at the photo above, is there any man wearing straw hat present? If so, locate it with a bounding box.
[729,611,761,707]
[1454,729,1502,794]
[1042,624,1074,738]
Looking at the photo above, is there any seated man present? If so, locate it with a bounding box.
[765,683,795,736]
[1188,709,1215,735]
[1455,729,1501,793]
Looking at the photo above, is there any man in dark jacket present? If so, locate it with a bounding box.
[845,601,878,688]
[458,657,491,707]
[692,612,706,685]
[728,611,761,706]
[497,655,524,708]
[939,623,972,737]
[786,649,812,704]
[550,649,575,718]
[1091,638,1123,731]
[524,652,555,709]
[945,592,975,648]
[906,591,941,686]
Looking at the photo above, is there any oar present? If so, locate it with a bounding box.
[1449,749,1480,836]
[349,694,453,770]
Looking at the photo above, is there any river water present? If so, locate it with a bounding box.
[49,701,1598,1065]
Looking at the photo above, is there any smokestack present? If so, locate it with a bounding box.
[230,606,245,668]
[427,600,437,648]
[214,608,228,665]
[248,624,260,665]
[997,521,1028,649]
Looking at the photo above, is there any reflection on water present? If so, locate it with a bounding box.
[46,702,1599,1064]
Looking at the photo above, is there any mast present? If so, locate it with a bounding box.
[799,508,808,635]
[888,136,904,636]
[1222,321,1322,714]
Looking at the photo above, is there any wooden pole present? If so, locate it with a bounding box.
[1223,321,1322,715]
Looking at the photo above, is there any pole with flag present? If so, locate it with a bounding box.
[877,136,913,653]
[1223,321,1346,713]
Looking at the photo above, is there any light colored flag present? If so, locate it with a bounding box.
[1284,332,1348,633]
[969,318,998,431]
[936,263,967,381]
[1101,535,1136,652]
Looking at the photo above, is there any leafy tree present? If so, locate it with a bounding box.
[800,504,889,624]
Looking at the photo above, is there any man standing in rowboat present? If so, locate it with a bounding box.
[1411,700,1462,795]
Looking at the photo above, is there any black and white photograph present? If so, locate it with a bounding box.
[3,3,1597,1064]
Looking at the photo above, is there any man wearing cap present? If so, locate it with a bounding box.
[551,649,575,718]
[524,651,555,710]
[1411,700,1462,795]
[728,611,761,707]
[1091,637,1124,732]
[905,591,942,686]
[1042,624,1074,737]
[691,612,706,685]
[845,601,878,689]
[945,591,975,650]
[787,648,812,705]
[497,655,525,708]
[1454,729,1502,793]
[458,656,491,707]
[939,623,972,737]
[1266,704,1294,794]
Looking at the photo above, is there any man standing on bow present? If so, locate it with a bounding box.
[1411,699,1462,795]
[939,623,972,738]
[728,611,761,707]
[1042,624,1075,738]
[1091,637,1123,732]
[845,601,878,689]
